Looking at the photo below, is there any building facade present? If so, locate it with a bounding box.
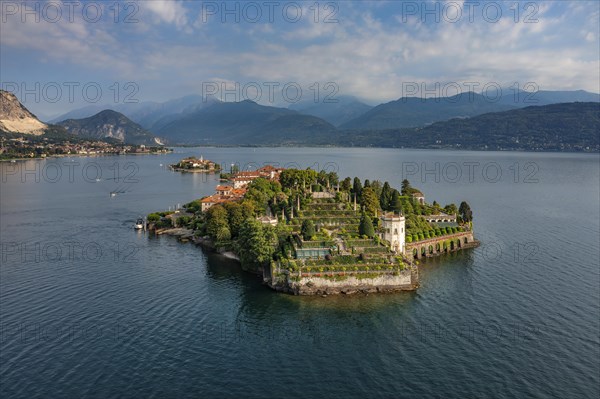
[380,212,406,254]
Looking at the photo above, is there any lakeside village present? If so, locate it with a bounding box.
[146,159,479,296]
[0,135,170,161]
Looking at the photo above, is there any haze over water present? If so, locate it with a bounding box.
[1,148,598,398]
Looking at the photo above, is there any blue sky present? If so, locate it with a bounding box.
[1,0,599,118]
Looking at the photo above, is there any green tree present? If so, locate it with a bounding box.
[176,215,191,227]
[459,201,473,223]
[240,200,256,219]
[401,179,411,195]
[301,220,316,240]
[205,205,229,239]
[147,213,160,222]
[224,202,245,238]
[391,190,403,212]
[361,186,380,217]
[340,177,352,192]
[370,180,382,199]
[327,171,339,187]
[216,225,231,242]
[185,199,202,214]
[280,169,317,190]
[402,199,414,215]
[352,177,363,199]
[359,213,375,238]
[237,219,277,271]
[444,203,458,215]
[380,181,392,210]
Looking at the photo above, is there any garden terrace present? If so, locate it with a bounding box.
[295,248,332,259]
[300,209,359,217]
[304,202,348,210]
[277,256,407,275]
[298,266,407,277]
[353,246,390,254]
[298,240,335,248]
[339,224,360,233]
[432,222,460,228]
[344,238,380,247]
[407,226,466,243]
[293,216,361,226]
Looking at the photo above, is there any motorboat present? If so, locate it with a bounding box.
[134,218,144,230]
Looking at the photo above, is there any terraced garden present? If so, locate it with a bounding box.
[277,197,408,277]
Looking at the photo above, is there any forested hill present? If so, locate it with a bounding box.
[308,102,599,152]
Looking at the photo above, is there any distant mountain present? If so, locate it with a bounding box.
[498,89,600,107]
[57,110,163,146]
[327,102,600,152]
[129,95,221,129]
[0,90,48,135]
[50,95,219,129]
[146,96,221,131]
[340,92,518,130]
[155,100,336,145]
[289,95,373,127]
[49,104,109,123]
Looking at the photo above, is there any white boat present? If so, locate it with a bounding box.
[134,218,144,230]
[110,192,117,197]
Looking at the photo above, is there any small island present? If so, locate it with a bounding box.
[146,166,479,295]
[169,156,221,173]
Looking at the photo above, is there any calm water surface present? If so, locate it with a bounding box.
[1,148,598,398]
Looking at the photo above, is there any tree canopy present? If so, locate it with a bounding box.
[459,201,473,223]
[359,213,375,238]
[361,186,380,217]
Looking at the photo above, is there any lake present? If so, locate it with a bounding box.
[1,148,598,398]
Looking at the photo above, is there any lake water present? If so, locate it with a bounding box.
[1,148,598,398]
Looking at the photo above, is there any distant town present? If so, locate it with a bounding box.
[0,133,170,161]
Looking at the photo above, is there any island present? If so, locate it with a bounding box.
[169,156,221,173]
[146,166,479,295]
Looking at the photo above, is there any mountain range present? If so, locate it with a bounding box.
[327,102,600,152]
[0,90,161,146]
[4,88,599,151]
[289,95,373,127]
[155,100,336,145]
[48,89,599,139]
[49,95,220,130]
[57,110,162,146]
[340,92,518,130]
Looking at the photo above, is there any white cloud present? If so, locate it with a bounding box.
[1,0,598,108]
[585,32,596,42]
[142,0,189,30]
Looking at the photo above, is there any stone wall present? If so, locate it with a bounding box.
[270,268,418,295]
[405,231,479,260]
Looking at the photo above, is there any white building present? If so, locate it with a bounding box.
[380,212,406,254]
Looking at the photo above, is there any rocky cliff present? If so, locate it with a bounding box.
[0,90,47,135]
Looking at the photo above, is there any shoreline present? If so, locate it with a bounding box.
[149,226,482,296]
[143,167,479,297]
[168,166,221,173]
[0,150,172,162]
[163,145,599,154]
